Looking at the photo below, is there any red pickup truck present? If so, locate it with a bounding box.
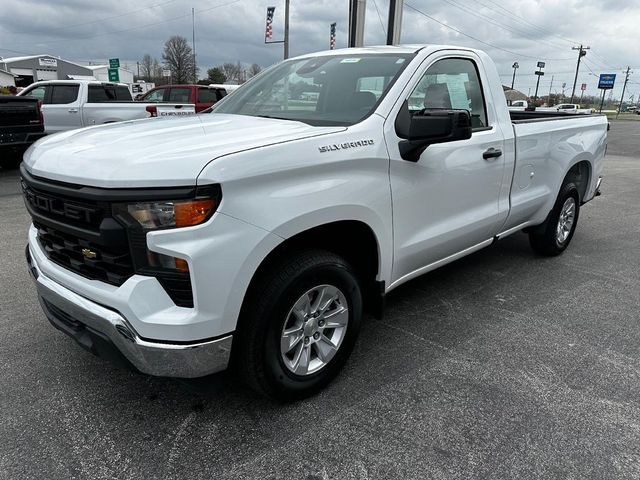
[139,84,232,112]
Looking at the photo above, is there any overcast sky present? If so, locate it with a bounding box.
[1,0,638,98]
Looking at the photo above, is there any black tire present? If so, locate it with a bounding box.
[529,182,580,256]
[232,249,362,401]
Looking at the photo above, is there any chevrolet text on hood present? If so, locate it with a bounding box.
[22,45,607,400]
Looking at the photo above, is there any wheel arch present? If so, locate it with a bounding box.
[240,219,387,321]
[563,158,592,203]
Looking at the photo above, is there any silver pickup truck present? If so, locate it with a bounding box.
[17,80,194,133]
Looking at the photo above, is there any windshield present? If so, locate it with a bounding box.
[210,53,414,126]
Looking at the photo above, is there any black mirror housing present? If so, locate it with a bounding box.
[395,101,472,162]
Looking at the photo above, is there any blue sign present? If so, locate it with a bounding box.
[598,73,616,90]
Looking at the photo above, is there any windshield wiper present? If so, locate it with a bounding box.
[254,114,293,121]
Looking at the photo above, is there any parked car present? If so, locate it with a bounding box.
[139,84,235,112]
[554,103,591,114]
[0,95,46,169]
[22,45,606,400]
[508,99,528,111]
[17,80,195,133]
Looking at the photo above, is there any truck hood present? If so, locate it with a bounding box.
[23,114,345,187]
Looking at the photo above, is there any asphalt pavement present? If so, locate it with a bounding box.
[1,120,639,479]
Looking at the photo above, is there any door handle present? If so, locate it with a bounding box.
[68,108,78,113]
[483,147,502,159]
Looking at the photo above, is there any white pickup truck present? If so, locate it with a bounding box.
[17,80,195,133]
[22,45,606,400]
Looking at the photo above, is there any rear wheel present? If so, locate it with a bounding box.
[529,182,580,256]
[233,249,362,400]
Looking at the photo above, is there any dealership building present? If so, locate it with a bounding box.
[0,54,94,87]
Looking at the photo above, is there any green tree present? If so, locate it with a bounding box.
[207,67,227,84]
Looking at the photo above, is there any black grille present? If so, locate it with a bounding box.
[35,222,134,286]
[22,169,195,307]
[157,275,194,308]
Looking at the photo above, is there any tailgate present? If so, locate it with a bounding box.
[0,96,40,128]
[155,104,196,117]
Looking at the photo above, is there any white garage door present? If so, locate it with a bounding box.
[35,69,58,81]
[10,68,33,77]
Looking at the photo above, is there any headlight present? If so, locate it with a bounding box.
[112,185,221,231]
[126,198,216,229]
[110,185,222,307]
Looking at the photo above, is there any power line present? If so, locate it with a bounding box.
[9,0,180,36]
[371,0,387,36]
[479,0,583,45]
[404,3,573,61]
[27,0,241,45]
[438,0,571,52]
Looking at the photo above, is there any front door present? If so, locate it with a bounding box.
[385,54,507,285]
[39,84,82,133]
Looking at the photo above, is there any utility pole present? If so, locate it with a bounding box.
[192,7,197,82]
[348,0,366,47]
[548,75,554,105]
[570,44,589,103]
[386,0,403,45]
[616,66,631,118]
[511,62,519,89]
[283,0,290,59]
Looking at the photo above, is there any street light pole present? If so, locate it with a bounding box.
[511,62,519,89]
[570,44,589,103]
[533,61,545,104]
[192,7,197,81]
[283,0,290,59]
[386,0,403,45]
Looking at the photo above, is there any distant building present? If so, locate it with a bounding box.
[0,68,16,87]
[0,54,93,87]
[503,85,528,103]
[86,65,134,84]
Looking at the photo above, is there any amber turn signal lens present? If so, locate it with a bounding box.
[174,199,216,227]
[174,258,189,272]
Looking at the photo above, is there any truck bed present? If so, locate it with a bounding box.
[510,110,597,123]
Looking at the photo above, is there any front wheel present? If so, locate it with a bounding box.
[233,249,362,400]
[529,182,580,256]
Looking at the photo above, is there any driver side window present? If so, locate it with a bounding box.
[408,58,488,129]
[24,85,48,102]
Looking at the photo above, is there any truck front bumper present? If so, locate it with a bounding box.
[27,246,233,378]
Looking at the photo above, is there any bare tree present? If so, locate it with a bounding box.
[247,63,262,78]
[162,35,196,83]
[140,54,154,81]
[220,62,243,84]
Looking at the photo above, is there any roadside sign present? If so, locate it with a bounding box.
[581,83,587,91]
[536,61,545,69]
[535,70,544,76]
[109,58,120,69]
[108,68,119,82]
[162,69,171,77]
[598,74,616,90]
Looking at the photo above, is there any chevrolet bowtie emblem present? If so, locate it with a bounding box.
[82,248,97,259]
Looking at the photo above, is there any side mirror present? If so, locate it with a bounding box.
[395,101,472,162]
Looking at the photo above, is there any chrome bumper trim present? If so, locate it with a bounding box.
[27,246,232,378]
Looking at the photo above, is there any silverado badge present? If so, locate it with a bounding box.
[318,139,374,153]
